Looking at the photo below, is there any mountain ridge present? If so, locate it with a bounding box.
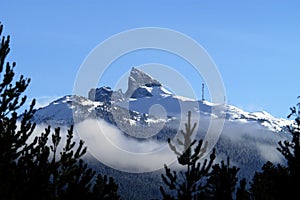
[32,67,292,134]
[29,67,293,199]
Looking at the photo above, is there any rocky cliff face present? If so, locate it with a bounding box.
[31,67,292,134]
[88,87,113,102]
[124,67,161,98]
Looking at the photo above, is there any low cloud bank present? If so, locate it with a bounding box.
[24,117,288,174]
[74,119,177,173]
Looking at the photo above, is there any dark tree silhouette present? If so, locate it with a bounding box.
[278,99,300,179]
[0,23,119,200]
[206,157,240,200]
[236,179,250,200]
[251,161,289,200]
[160,111,216,200]
[251,98,300,199]
[92,174,120,199]
[0,22,37,199]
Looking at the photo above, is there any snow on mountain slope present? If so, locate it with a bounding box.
[225,105,291,132]
[130,85,172,98]
[32,95,102,125]
[119,94,210,119]
[31,67,292,134]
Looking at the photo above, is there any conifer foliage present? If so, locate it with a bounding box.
[206,157,240,200]
[0,23,119,200]
[279,100,300,179]
[160,111,248,200]
[251,98,300,199]
[160,111,216,199]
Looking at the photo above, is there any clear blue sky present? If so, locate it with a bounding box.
[1,0,299,118]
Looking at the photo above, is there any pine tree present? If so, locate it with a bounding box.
[206,157,240,200]
[92,174,120,199]
[250,161,289,200]
[160,111,216,200]
[278,99,300,179]
[0,22,37,199]
[236,179,250,200]
[0,23,119,200]
[275,98,300,198]
[251,98,300,199]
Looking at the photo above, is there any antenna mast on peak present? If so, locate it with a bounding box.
[202,83,205,101]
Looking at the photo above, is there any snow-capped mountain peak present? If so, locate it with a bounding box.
[31,68,292,134]
[125,67,162,98]
[225,105,292,132]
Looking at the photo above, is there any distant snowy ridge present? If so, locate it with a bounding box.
[31,67,292,134]
[225,105,291,132]
[32,95,101,125]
